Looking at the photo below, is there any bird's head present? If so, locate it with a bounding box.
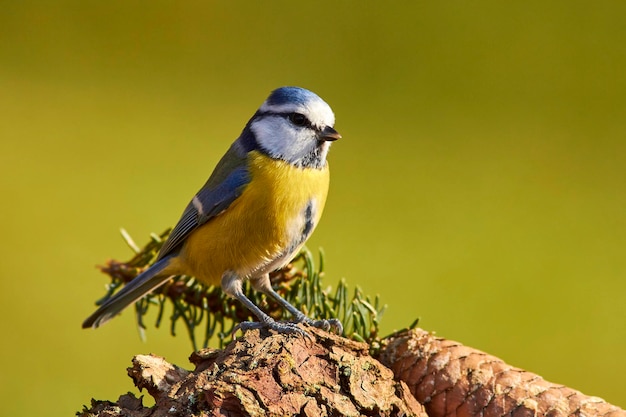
[242,87,340,169]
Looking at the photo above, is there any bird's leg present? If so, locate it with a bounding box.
[250,274,343,335]
[221,271,308,336]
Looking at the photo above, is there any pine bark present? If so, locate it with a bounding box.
[78,327,625,417]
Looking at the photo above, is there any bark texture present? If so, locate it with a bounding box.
[78,326,425,417]
[78,327,625,417]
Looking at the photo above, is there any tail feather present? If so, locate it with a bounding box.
[82,256,174,329]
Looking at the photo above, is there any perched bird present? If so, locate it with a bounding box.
[83,86,342,335]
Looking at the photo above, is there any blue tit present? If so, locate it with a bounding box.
[83,86,342,335]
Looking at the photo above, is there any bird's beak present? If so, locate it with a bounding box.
[319,126,342,142]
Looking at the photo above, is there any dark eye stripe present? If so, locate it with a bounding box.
[288,113,308,127]
[256,111,315,130]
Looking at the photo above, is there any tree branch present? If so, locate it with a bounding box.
[78,326,424,417]
[78,327,625,417]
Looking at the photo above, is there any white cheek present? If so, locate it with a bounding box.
[251,119,315,162]
[251,119,286,157]
[291,130,316,159]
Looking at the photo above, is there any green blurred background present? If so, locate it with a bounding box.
[1,1,625,414]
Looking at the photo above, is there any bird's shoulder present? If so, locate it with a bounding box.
[157,142,251,259]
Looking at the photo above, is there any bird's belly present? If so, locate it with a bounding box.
[179,151,329,285]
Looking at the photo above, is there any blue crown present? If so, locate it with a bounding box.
[266,86,319,106]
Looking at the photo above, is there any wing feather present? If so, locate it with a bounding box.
[157,143,250,259]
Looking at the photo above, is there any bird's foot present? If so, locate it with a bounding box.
[233,318,313,339]
[301,317,343,335]
[232,317,343,340]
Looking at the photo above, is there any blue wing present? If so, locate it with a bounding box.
[157,143,250,259]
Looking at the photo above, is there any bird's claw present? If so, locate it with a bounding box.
[233,319,313,340]
[231,317,343,341]
[302,318,343,335]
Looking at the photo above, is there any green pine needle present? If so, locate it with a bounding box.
[93,229,386,351]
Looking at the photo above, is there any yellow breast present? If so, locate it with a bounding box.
[178,150,330,284]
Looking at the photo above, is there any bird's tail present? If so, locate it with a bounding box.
[82,256,174,329]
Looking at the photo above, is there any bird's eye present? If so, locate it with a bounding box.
[288,113,307,127]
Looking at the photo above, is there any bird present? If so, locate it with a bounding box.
[82,86,342,335]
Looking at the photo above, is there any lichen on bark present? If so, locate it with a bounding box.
[78,326,425,417]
